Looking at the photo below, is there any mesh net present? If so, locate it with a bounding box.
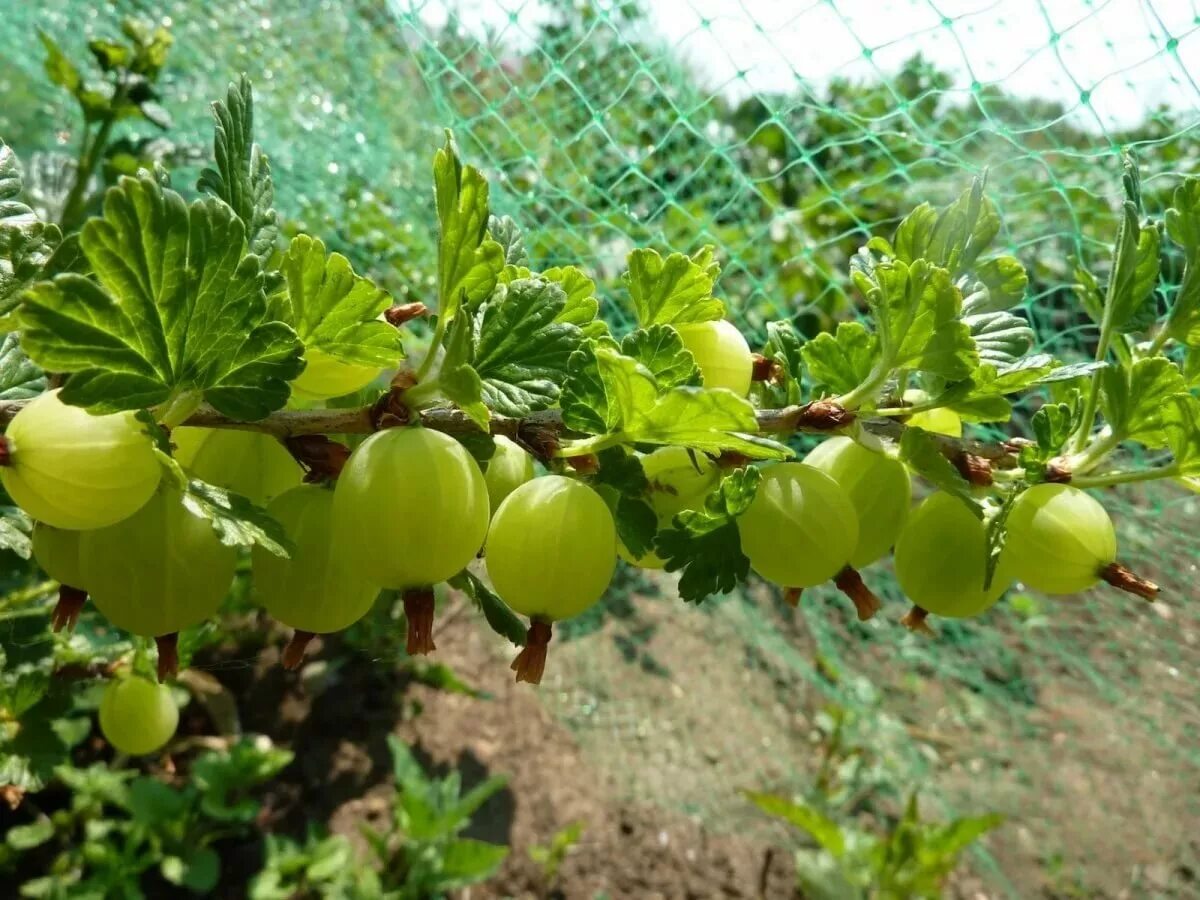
[4,0,1200,894]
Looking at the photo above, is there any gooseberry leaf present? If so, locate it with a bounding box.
[1164,177,1200,345]
[182,480,293,557]
[1099,357,1187,448]
[625,387,791,459]
[19,175,303,419]
[473,277,581,416]
[1164,393,1200,473]
[624,247,724,327]
[438,313,490,430]
[620,325,700,389]
[800,322,877,397]
[967,256,1028,313]
[197,76,278,260]
[851,257,977,381]
[1019,400,1081,479]
[0,505,32,559]
[615,495,657,559]
[543,265,607,337]
[0,142,36,226]
[1098,155,1161,334]
[964,310,1035,367]
[487,215,526,267]
[0,333,45,400]
[593,447,649,495]
[449,569,526,647]
[434,132,503,320]
[898,428,982,516]
[755,320,804,408]
[655,467,759,603]
[279,234,401,367]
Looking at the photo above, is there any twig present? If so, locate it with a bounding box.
[0,397,1025,469]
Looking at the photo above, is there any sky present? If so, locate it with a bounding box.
[407,0,1200,129]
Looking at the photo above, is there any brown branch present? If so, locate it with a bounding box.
[0,397,1023,469]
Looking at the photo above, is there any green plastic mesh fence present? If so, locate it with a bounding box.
[4,0,1199,894]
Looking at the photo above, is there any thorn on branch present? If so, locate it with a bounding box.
[285,435,350,481]
[383,302,429,326]
[833,566,882,621]
[954,452,994,487]
[795,399,855,431]
[1100,562,1159,601]
[1045,460,1073,484]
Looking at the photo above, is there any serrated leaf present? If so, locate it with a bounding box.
[0,505,32,558]
[0,141,36,225]
[279,234,401,367]
[38,30,81,93]
[473,277,581,415]
[743,791,846,857]
[20,176,303,419]
[970,255,1028,312]
[488,214,526,267]
[197,76,278,259]
[439,313,489,430]
[655,468,759,603]
[800,321,877,396]
[851,258,976,380]
[593,446,648,495]
[542,265,605,335]
[1165,177,1200,345]
[624,247,724,326]
[1099,157,1161,334]
[182,479,293,557]
[889,202,937,264]
[964,310,1035,367]
[620,325,700,389]
[898,428,981,515]
[615,495,657,558]
[434,132,503,320]
[1164,393,1200,473]
[755,320,803,408]
[449,569,526,646]
[927,180,1000,274]
[1100,357,1187,448]
[626,386,791,459]
[0,334,45,399]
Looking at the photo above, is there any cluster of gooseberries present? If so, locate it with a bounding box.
[0,302,1158,757]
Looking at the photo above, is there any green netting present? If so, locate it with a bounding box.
[3,0,1199,894]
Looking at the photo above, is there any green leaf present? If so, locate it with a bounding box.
[182,479,294,557]
[593,446,649,496]
[1165,393,1200,473]
[162,848,220,893]
[38,30,81,93]
[983,489,1021,590]
[1099,157,1161,334]
[624,247,724,326]
[655,468,759,603]
[620,325,701,389]
[1100,357,1187,448]
[755,320,804,407]
[888,201,937,264]
[88,38,130,71]
[449,569,527,646]
[434,132,503,320]
[20,176,303,419]
[1165,177,1200,345]
[0,334,45,400]
[197,76,278,259]
[743,791,846,857]
[128,777,187,827]
[562,344,657,435]
[542,265,606,336]
[925,813,1005,860]
[487,214,526,267]
[801,322,877,396]
[0,141,35,224]
[969,256,1028,313]
[473,277,581,415]
[898,429,981,515]
[0,506,33,559]
[5,817,54,850]
[1019,400,1081,479]
[615,495,657,558]
[437,838,509,889]
[853,258,977,380]
[439,313,489,430]
[279,234,401,367]
[964,310,1034,367]
[625,386,791,459]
